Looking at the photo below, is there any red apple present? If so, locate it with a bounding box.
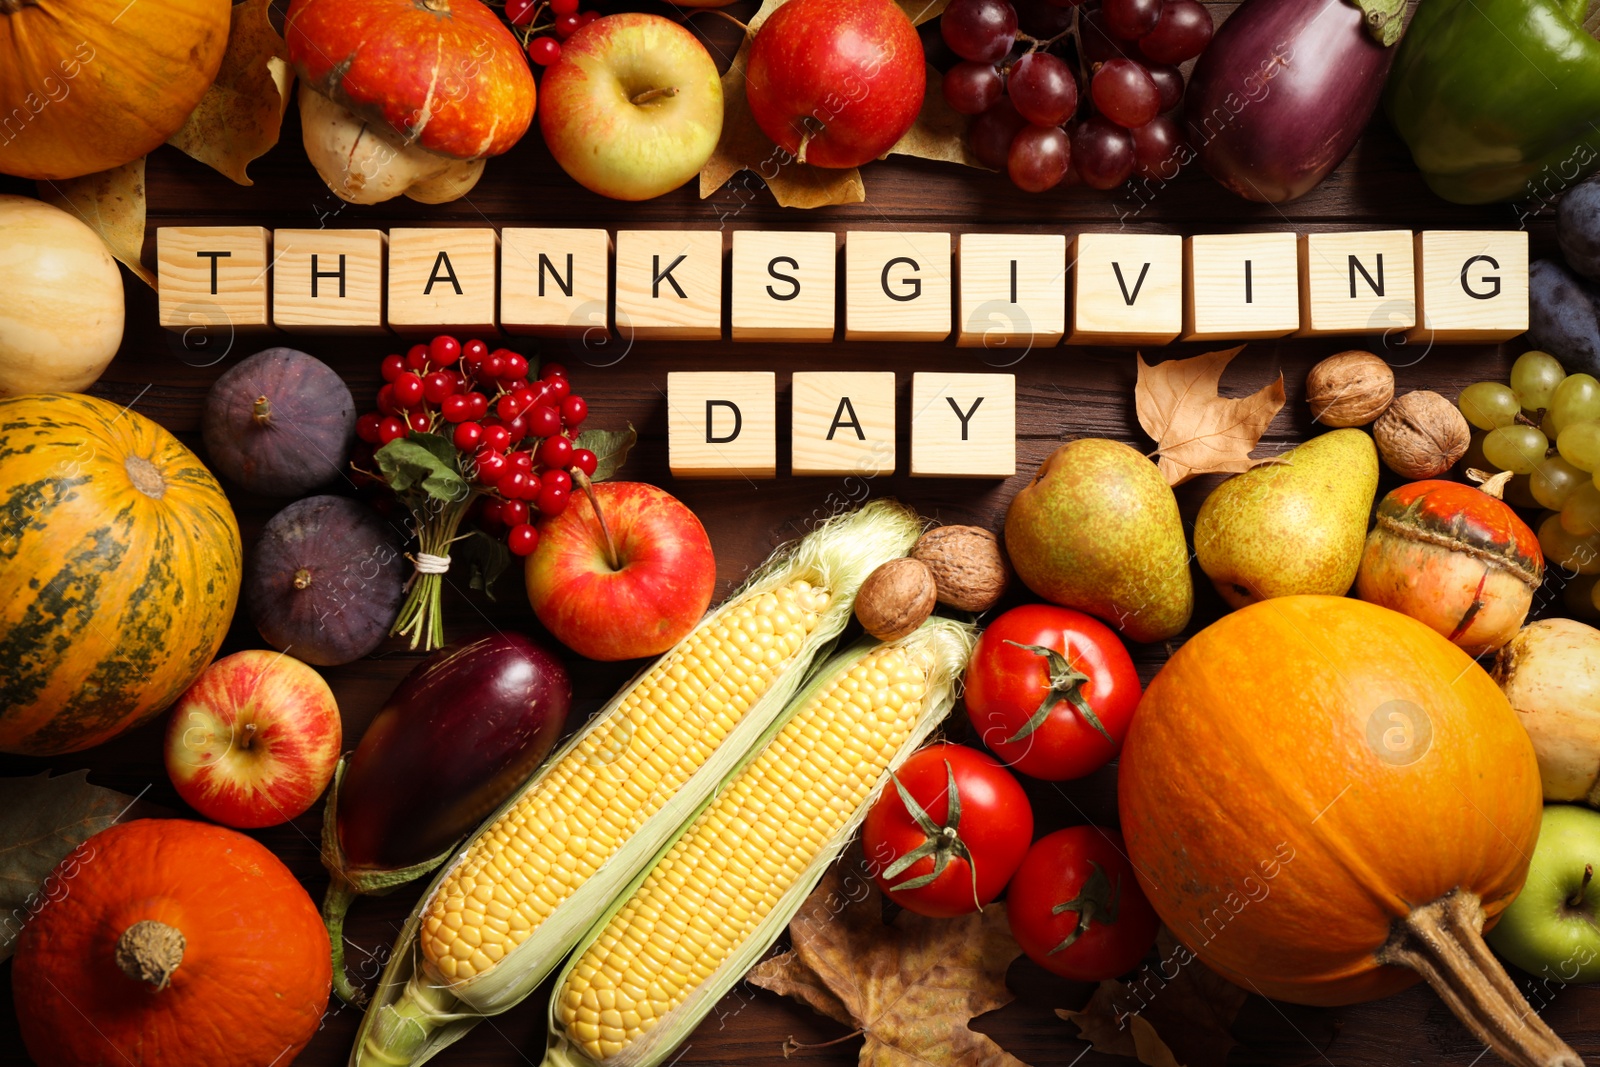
[745,0,926,169]
[525,481,716,661]
[164,650,342,829]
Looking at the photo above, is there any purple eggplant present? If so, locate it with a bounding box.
[1184,0,1403,203]
[320,631,570,1003]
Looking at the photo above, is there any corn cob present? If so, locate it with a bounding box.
[541,618,975,1067]
[351,501,923,1067]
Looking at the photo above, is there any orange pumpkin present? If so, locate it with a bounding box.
[12,819,332,1066]
[0,0,230,179]
[1120,597,1575,1065]
[0,393,242,756]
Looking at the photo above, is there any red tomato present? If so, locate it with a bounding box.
[965,604,1142,781]
[1006,826,1159,980]
[862,743,1033,918]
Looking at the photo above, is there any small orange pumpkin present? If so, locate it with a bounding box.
[12,819,331,1066]
[1120,597,1577,1066]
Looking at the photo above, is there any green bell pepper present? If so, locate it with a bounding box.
[1385,0,1600,205]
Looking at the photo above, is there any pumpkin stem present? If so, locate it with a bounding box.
[1377,890,1582,1067]
[574,471,622,572]
[1466,468,1514,501]
[294,567,314,590]
[253,395,273,426]
[115,920,185,991]
[1569,865,1593,909]
[629,86,679,106]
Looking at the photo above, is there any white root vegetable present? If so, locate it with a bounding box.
[1492,618,1600,805]
[298,84,484,205]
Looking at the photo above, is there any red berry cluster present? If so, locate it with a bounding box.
[503,0,600,67]
[355,335,596,558]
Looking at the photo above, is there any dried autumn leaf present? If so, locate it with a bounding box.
[38,157,155,289]
[1056,929,1247,1067]
[168,0,295,185]
[748,859,1029,1067]
[0,771,136,962]
[698,0,966,209]
[1135,346,1286,485]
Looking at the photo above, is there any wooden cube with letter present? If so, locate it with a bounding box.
[1409,230,1529,343]
[668,371,777,479]
[957,233,1066,349]
[387,227,497,333]
[616,230,723,341]
[272,229,386,332]
[910,372,1015,478]
[1184,232,1300,340]
[791,371,896,476]
[1298,229,1416,336]
[844,231,952,342]
[500,228,611,337]
[730,231,836,342]
[157,226,272,332]
[1067,232,1182,345]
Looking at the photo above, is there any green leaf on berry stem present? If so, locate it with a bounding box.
[459,527,512,601]
[374,434,469,502]
[575,424,637,483]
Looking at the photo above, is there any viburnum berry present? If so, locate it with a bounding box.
[507,523,540,557]
[475,449,507,483]
[463,338,490,364]
[544,375,571,402]
[503,415,529,442]
[537,483,570,517]
[496,393,524,423]
[378,416,407,444]
[526,404,561,438]
[406,343,430,371]
[356,412,383,444]
[381,354,406,382]
[538,435,573,469]
[500,351,530,381]
[575,10,597,28]
[572,448,598,477]
[501,499,530,526]
[441,395,472,423]
[467,392,489,421]
[506,0,537,24]
[429,335,461,365]
[543,362,568,378]
[483,424,511,453]
[551,0,578,14]
[554,12,581,37]
[423,371,456,404]
[453,421,483,452]
[561,395,587,428]
[500,469,532,500]
[510,450,534,472]
[544,468,572,494]
[377,384,398,416]
[481,351,505,379]
[407,410,431,433]
[393,372,425,408]
[528,36,561,65]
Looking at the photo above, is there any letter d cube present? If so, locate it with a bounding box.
[667,372,777,479]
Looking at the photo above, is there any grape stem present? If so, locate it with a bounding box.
[1515,409,1545,429]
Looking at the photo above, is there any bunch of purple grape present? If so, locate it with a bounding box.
[941,0,1212,192]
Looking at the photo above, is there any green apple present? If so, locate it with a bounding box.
[1488,804,1600,982]
[536,12,724,201]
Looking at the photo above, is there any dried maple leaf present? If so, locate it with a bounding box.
[38,157,155,289]
[698,0,967,210]
[168,0,295,185]
[1056,929,1247,1067]
[0,771,137,962]
[748,858,1029,1067]
[1135,346,1286,486]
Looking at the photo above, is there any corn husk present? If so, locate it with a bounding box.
[540,617,976,1067]
[349,500,925,1067]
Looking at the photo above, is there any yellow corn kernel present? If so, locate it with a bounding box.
[556,644,932,1062]
[418,580,830,984]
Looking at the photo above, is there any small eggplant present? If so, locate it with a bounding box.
[320,631,570,1003]
[1184,0,1404,203]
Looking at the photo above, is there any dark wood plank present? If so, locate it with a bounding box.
[2,1,1592,1062]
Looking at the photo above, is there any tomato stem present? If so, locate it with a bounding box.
[1001,640,1114,746]
[1049,860,1121,953]
[881,761,983,912]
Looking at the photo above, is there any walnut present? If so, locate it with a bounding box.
[911,525,1009,612]
[1375,390,1471,479]
[855,558,938,642]
[1306,350,1394,427]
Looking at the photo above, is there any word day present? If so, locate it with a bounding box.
[155,225,1529,347]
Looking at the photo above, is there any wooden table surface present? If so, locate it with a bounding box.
[3,3,1594,1063]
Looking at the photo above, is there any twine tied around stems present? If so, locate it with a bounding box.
[405,551,451,590]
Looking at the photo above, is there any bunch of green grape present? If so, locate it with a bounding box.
[1460,350,1600,600]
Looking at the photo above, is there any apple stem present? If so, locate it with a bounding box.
[239,722,258,751]
[1570,864,1593,908]
[575,470,622,572]
[630,86,679,106]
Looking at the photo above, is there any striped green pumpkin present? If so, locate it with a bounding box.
[0,393,242,755]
